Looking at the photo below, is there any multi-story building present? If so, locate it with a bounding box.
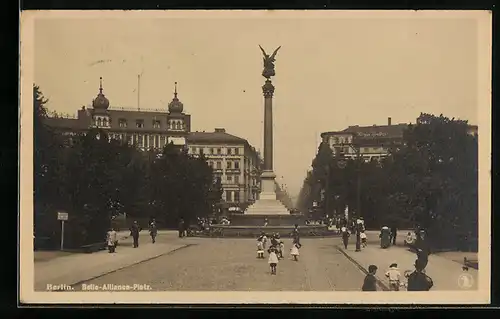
[321,117,478,162]
[45,78,191,149]
[187,129,262,209]
[42,77,261,209]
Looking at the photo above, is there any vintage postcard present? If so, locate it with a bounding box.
[19,10,491,304]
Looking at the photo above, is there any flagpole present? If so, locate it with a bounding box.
[137,74,141,111]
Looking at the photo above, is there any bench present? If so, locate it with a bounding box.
[81,242,107,253]
[463,257,479,270]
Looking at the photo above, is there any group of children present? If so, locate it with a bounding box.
[362,261,433,291]
[257,232,301,275]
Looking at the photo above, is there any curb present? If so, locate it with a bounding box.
[335,245,389,291]
[53,244,195,290]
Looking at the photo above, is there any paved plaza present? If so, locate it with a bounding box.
[69,235,366,291]
[35,230,477,292]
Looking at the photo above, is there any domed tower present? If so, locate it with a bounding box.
[167,82,186,132]
[91,77,111,129]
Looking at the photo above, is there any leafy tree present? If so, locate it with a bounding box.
[302,112,478,251]
[33,85,66,245]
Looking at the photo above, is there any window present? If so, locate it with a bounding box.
[210,148,214,154]
[228,148,232,155]
[227,175,233,182]
[153,120,161,129]
[137,135,143,147]
[136,120,144,128]
[234,191,240,203]
[97,118,102,127]
[200,148,204,155]
[344,147,349,153]
[234,161,240,169]
[217,148,221,155]
[209,161,213,168]
[235,175,240,184]
[160,135,166,147]
[227,161,232,169]
[226,191,232,202]
[216,161,222,169]
[235,148,239,155]
[154,135,159,148]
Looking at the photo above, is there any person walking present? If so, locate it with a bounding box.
[416,229,430,270]
[385,263,402,291]
[268,246,279,275]
[130,221,141,248]
[290,242,300,261]
[292,224,301,246]
[406,259,434,291]
[341,226,350,249]
[362,265,378,291]
[106,227,117,253]
[149,218,158,244]
[178,218,185,238]
[390,225,398,245]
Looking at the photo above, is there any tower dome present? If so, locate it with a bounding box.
[168,82,184,113]
[92,77,110,109]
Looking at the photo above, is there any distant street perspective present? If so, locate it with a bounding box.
[30,14,482,296]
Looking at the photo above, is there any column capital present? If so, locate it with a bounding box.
[262,80,275,98]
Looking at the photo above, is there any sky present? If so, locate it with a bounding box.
[33,11,482,201]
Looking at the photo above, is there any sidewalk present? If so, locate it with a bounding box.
[337,239,479,291]
[34,230,132,263]
[34,231,189,291]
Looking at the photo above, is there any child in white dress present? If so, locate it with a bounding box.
[290,243,300,261]
[268,246,279,275]
[360,231,367,248]
[257,237,265,258]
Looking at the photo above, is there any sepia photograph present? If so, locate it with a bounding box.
[19,10,491,304]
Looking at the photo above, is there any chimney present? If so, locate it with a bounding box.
[388,117,392,126]
[214,128,226,133]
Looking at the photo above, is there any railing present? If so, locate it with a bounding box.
[108,106,168,113]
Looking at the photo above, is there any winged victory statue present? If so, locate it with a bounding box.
[259,45,281,79]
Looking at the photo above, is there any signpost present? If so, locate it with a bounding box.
[57,211,68,251]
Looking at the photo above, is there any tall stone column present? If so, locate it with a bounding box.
[259,79,277,200]
[262,79,274,171]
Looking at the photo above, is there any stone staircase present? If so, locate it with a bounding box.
[244,199,290,215]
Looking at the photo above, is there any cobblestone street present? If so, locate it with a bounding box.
[73,236,366,291]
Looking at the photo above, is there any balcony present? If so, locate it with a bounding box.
[213,168,224,174]
[225,168,241,174]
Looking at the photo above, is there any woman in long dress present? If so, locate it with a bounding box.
[380,226,391,249]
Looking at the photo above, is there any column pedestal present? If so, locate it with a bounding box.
[245,170,290,216]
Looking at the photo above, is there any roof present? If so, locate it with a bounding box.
[342,124,408,138]
[187,131,248,145]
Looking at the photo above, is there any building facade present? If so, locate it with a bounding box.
[187,129,262,208]
[321,117,478,162]
[43,78,261,209]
